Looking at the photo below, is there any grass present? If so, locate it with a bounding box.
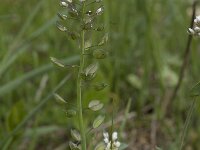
[1,0,200,149]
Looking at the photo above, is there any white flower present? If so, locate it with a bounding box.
[188,15,200,36]
[114,141,121,147]
[103,131,121,150]
[60,1,68,7]
[96,7,104,15]
[103,132,109,139]
[112,132,118,141]
[194,15,200,25]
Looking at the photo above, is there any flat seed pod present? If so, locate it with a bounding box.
[57,12,68,20]
[93,49,107,59]
[85,63,98,76]
[95,26,104,31]
[68,32,79,40]
[82,23,93,30]
[69,141,80,150]
[50,57,65,68]
[93,115,105,129]
[96,6,104,15]
[94,83,108,91]
[88,100,104,111]
[56,21,67,32]
[54,93,67,103]
[98,33,109,46]
[71,129,81,141]
[66,109,76,118]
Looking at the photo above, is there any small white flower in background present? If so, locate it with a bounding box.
[60,1,68,7]
[188,15,200,36]
[79,0,86,2]
[103,131,121,150]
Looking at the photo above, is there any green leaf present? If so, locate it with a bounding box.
[119,143,128,150]
[71,129,81,141]
[93,115,105,129]
[0,56,78,96]
[6,101,26,132]
[88,100,104,111]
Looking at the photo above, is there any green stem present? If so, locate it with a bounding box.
[77,2,87,150]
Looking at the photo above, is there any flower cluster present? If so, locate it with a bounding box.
[188,15,200,36]
[103,132,121,150]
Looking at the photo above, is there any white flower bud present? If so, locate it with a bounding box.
[188,28,195,35]
[103,132,109,139]
[112,132,118,141]
[104,138,109,144]
[194,26,200,32]
[60,1,68,7]
[114,141,121,148]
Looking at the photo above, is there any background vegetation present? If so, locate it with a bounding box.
[1,0,200,149]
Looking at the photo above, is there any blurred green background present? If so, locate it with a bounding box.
[1,0,200,149]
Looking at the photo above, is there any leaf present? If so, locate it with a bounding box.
[71,129,81,141]
[93,115,105,129]
[6,101,26,132]
[0,76,70,147]
[54,93,67,103]
[66,109,76,118]
[88,100,104,111]
[85,63,98,76]
[50,57,65,68]
[119,143,128,150]
[0,56,78,96]
[190,81,200,97]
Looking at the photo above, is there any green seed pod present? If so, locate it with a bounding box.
[94,83,108,91]
[93,49,107,59]
[95,26,104,31]
[69,32,79,40]
[66,109,76,118]
[57,12,68,20]
[82,23,93,30]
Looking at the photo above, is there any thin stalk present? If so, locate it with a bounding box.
[179,98,197,150]
[170,1,197,102]
[77,2,87,150]
[120,98,132,135]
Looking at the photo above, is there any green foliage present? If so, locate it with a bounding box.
[1,0,200,149]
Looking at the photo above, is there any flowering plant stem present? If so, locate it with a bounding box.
[77,2,87,150]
